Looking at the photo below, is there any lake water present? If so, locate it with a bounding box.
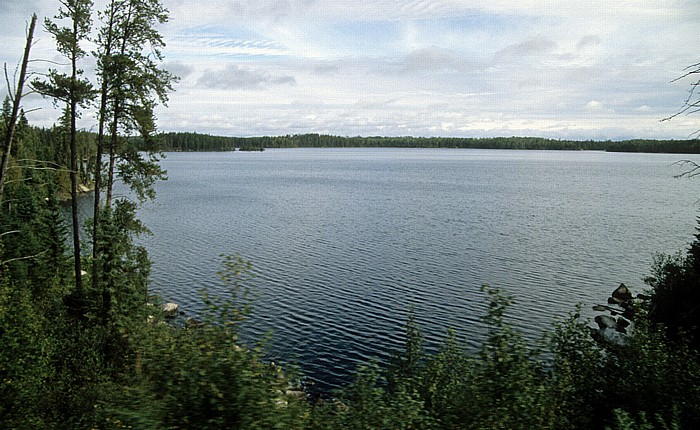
[126,148,698,391]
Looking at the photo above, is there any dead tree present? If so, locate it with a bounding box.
[0,14,37,203]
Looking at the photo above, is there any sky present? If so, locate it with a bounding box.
[1,0,699,140]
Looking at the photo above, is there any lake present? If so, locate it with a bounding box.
[124,148,698,391]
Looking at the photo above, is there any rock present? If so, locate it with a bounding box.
[616,317,631,333]
[162,302,179,317]
[607,296,624,305]
[595,314,617,330]
[592,304,609,312]
[612,283,633,301]
[599,327,630,346]
[285,389,306,400]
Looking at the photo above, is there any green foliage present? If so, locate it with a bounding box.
[2,4,700,428]
[644,221,700,348]
[311,364,432,430]
[0,196,111,428]
[100,255,310,429]
[312,286,561,429]
[551,306,700,429]
[32,0,95,109]
[152,132,700,153]
[313,284,700,430]
[95,0,176,204]
[606,408,682,430]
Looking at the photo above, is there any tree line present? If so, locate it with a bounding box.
[153,132,700,153]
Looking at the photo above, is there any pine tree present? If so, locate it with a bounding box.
[92,0,175,316]
[32,0,94,307]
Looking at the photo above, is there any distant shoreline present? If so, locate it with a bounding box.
[149,132,700,154]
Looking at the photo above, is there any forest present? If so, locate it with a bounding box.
[155,132,700,153]
[2,0,700,428]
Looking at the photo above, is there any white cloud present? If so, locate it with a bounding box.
[585,100,604,112]
[197,65,296,90]
[1,0,699,139]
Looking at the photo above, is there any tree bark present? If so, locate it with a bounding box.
[70,15,83,296]
[92,0,117,296]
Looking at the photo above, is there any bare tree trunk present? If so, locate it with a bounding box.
[106,120,118,207]
[105,1,134,209]
[92,0,117,296]
[0,14,36,203]
[70,19,83,297]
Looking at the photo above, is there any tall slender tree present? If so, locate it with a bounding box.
[32,0,94,301]
[92,0,174,315]
[91,0,118,297]
[97,0,173,208]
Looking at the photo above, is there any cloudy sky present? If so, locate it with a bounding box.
[1,0,699,139]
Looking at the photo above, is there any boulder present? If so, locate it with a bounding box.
[599,327,629,346]
[285,390,306,400]
[607,296,624,305]
[595,314,617,330]
[616,317,631,333]
[162,302,179,317]
[612,283,633,301]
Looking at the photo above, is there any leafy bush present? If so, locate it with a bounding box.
[644,223,700,348]
[99,255,310,429]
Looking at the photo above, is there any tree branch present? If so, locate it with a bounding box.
[2,250,48,265]
[672,160,700,178]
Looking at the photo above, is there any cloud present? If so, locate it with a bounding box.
[2,0,700,139]
[496,37,557,58]
[401,48,470,73]
[197,65,297,90]
[165,61,195,79]
[584,100,615,114]
[577,35,601,50]
[0,0,40,14]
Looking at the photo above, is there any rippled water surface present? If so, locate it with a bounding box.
[131,148,698,390]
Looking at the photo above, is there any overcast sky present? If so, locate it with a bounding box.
[1,0,699,139]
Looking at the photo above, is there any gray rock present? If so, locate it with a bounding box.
[285,390,306,400]
[162,302,179,317]
[608,296,624,305]
[616,317,630,333]
[595,314,617,330]
[612,283,633,301]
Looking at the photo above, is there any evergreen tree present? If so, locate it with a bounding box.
[92,0,174,310]
[644,220,700,348]
[32,0,94,306]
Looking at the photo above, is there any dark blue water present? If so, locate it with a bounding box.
[128,148,698,391]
